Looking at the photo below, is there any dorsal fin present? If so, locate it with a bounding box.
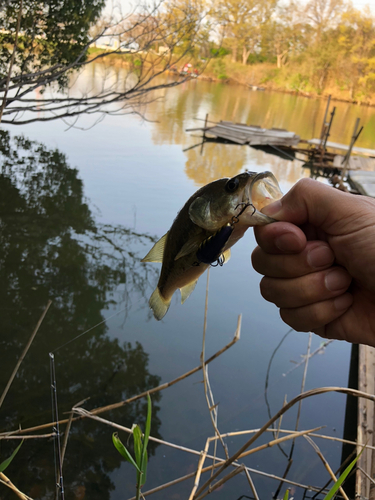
[141,232,169,263]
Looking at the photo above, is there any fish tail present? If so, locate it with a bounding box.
[149,287,171,320]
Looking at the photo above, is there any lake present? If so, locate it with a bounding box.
[1,64,372,499]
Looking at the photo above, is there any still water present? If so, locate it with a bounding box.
[1,65,373,499]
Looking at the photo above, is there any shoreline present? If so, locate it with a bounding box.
[88,49,375,108]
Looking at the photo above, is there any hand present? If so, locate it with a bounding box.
[252,178,375,347]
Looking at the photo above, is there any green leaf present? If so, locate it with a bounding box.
[133,425,143,467]
[283,490,289,500]
[324,447,365,500]
[143,394,152,456]
[112,433,141,473]
[0,440,23,473]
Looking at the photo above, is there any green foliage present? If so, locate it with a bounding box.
[210,47,231,58]
[247,53,268,64]
[0,0,105,87]
[113,394,152,500]
[0,440,23,473]
[324,447,364,500]
[211,58,228,80]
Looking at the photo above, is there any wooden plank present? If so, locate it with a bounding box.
[357,345,375,499]
[218,121,299,139]
[348,171,375,197]
[308,138,375,157]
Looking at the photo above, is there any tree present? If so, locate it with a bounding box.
[212,0,277,65]
[337,6,375,99]
[304,0,346,42]
[265,1,308,68]
[0,0,209,125]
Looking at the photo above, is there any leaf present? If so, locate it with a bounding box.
[324,446,365,500]
[0,440,23,473]
[132,425,143,467]
[142,394,152,460]
[112,433,141,473]
[283,490,289,500]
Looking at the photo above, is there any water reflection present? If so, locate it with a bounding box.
[0,130,161,499]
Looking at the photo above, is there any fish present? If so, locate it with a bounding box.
[142,171,282,320]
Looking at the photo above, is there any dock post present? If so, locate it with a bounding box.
[319,106,336,165]
[342,118,363,179]
[319,94,332,149]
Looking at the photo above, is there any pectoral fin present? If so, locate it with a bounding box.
[149,287,171,320]
[180,280,198,304]
[175,231,206,260]
[141,232,168,263]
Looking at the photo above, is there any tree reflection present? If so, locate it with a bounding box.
[0,130,161,499]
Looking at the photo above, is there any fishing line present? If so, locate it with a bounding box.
[51,305,128,353]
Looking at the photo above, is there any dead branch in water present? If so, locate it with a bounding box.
[0,300,52,409]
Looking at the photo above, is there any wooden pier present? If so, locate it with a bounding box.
[186,120,301,147]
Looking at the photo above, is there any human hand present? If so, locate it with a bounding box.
[252,178,375,347]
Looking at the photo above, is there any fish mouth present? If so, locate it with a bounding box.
[240,171,283,225]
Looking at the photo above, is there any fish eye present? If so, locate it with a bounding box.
[225,178,239,193]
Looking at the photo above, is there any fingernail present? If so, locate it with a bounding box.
[334,293,353,311]
[262,200,282,217]
[307,245,334,269]
[325,269,351,292]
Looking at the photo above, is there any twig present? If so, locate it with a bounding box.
[201,269,231,463]
[4,325,240,436]
[0,472,33,500]
[194,387,375,498]
[304,435,349,500]
[283,340,334,377]
[358,466,375,486]
[0,300,52,409]
[188,445,209,500]
[78,408,323,498]
[244,468,260,500]
[0,434,53,440]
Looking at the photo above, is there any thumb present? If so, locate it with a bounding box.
[262,178,375,235]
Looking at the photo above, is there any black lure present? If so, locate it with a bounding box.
[196,223,234,265]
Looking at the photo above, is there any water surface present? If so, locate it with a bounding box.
[1,66,371,499]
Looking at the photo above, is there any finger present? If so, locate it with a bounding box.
[279,293,353,332]
[262,178,375,235]
[252,241,334,278]
[260,266,352,308]
[254,221,306,254]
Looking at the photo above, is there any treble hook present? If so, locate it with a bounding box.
[231,202,256,225]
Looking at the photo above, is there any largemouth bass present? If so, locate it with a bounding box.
[142,171,282,320]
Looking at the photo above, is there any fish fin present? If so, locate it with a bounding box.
[175,232,206,260]
[189,197,218,231]
[141,232,169,263]
[149,287,171,320]
[180,280,198,304]
[222,248,231,264]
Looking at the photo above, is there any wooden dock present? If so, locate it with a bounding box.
[187,120,301,147]
[308,138,375,158]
